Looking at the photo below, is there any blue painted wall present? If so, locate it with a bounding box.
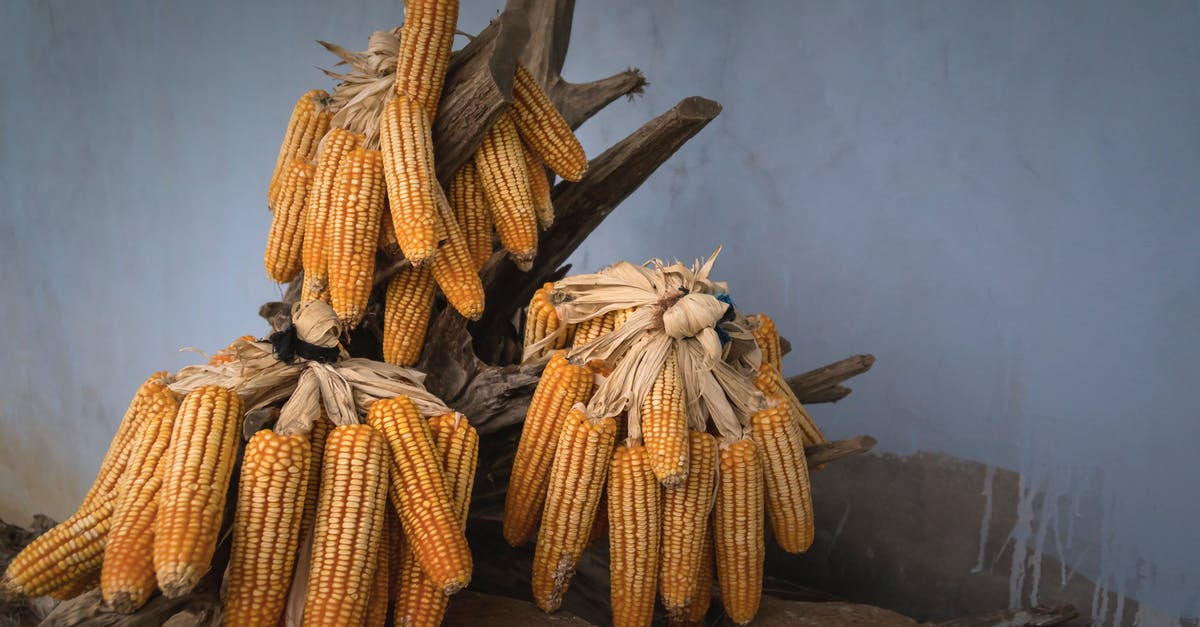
[2,0,1197,621]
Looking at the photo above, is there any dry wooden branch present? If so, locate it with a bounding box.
[787,354,875,402]
[805,435,877,468]
[800,384,852,405]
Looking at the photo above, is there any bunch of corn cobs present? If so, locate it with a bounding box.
[507,256,825,626]
[262,0,587,368]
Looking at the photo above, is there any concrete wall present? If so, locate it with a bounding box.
[2,0,1197,623]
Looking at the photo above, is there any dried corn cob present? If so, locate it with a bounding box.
[367,396,472,595]
[49,569,100,600]
[268,90,331,210]
[154,385,243,598]
[641,350,689,487]
[303,424,389,626]
[751,403,814,553]
[524,144,554,229]
[265,160,316,283]
[572,310,619,348]
[394,413,478,626]
[430,205,486,320]
[382,264,436,366]
[208,336,256,366]
[380,95,440,265]
[328,147,386,328]
[681,529,714,625]
[608,445,661,627]
[749,313,782,373]
[393,0,459,114]
[224,431,310,627]
[475,112,538,267]
[1,492,116,598]
[448,161,493,270]
[531,408,617,612]
[101,387,179,613]
[504,351,596,546]
[302,128,364,301]
[511,65,588,181]
[364,520,392,627]
[755,367,825,446]
[660,431,718,619]
[378,205,402,258]
[298,413,331,545]
[80,372,169,511]
[523,283,572,356]
[713,438,764,625]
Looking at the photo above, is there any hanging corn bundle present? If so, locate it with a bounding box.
[509,248,819,626]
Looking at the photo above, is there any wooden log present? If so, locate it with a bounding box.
[800,384,852,405]
[787,354,876,402]
[805,436,877,468]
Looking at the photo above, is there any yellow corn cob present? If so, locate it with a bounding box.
[380,95,440,264]
[101,387,179,613]
[364,516,392,627]
[378,205,402,258]
[265,160,317,283]
[298,413,331,545]
[475,112,538,267]
[511,65,588,181]
[608,445,661,627]
[641,350,689,487]
[302,128,364,301]
[680,529,714,626]
[751,403,814,554]
[382,264,436,366]
[303,424,389,626]
[430,206,486,320]
[367,396,472,595]
[268,90,331,210]
[208,335,257,366]
[2,491,116,598]
[572,309,623,348]
[154,385,244,598]
[393,0,459,114]
[755,367,825,446]
[224,431,310,627]
[531,408,617,612]
[79,372,169,511]
[448,161,493,270]
[393,413,478,626]
[523,282,573,356]
[503,351,596,546]
[524,144,554,229]
[49,569,100,600]
[327,147,386,328]
[750,313,782,373]
[713,438,764,625]
[660,431,718,619]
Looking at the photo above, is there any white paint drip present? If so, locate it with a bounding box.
[1008,472,1038,608]
[972,465,996,573]
[823,503,852,565]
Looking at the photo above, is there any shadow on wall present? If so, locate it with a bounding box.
[776,452,1198,626]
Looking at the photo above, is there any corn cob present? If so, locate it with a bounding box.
[751,403,814,553]
[713,438,764,625]
[572,311,619,348]
[448,161,493,270]
[79,372,169,511]
[660,431,718,619]
[475,112,538,267]
[531,408,617,612]
[504,351,595,546]
[268,90,331,210]
[755,367,825,446]
[101,387,179,613]
[154,385,243,598]
[608,445,661,627]
[393,0,459,115]
[364,518,392,627]
[641,350,689,487]
[750,313,782,373]
[298,414,331,546]
[1,491,117,598]
[394,413,478,626]
[303,424,389,626]
[523,283,573,356]
[224,431,310,627]
[208,336,256,366]
[367,396,472,595]
[49,569,100,600]
[302,128,364,301]
[327,147,386,328]
[382,264,436,366]
[430,205,486,320]
[524,144,554,229]
[380,95,440,265]
[265,160,316,283]
[511,65,588,181]
[680,529,714,626]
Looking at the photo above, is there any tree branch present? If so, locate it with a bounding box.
[787,354,875,401]
[805,435,877,468]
